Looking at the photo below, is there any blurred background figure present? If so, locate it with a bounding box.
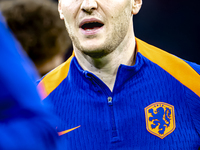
[0,0,72,77]
[0,12,65,150]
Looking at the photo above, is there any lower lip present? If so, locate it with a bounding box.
[80,26,104,36]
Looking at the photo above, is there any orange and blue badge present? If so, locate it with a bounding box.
[144,102,176,139]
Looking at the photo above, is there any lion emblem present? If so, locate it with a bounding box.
[145,102,176,139]
[148,107,171,134]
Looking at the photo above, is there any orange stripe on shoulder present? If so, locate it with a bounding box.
[37,54,74,100]
[135,38,200,97]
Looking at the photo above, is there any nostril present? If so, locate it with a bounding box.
[81,0,98,13]
[82,7,97,14]
[82,8,94,13]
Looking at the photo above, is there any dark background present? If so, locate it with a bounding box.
[134,0,200,64]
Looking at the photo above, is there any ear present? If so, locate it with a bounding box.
[131,0,142,15]
[58,0,64,20]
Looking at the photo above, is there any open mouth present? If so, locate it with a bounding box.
[80,22,104,30]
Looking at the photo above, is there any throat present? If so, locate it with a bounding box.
[96,72,117,92]
[74,37,136,91]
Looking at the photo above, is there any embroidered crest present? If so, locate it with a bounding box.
[144,102,176,139]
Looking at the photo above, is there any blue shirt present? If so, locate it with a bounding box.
[38,38,200,150]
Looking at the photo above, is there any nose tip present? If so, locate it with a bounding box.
[81,0,97,13]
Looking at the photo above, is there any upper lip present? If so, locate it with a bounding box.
[79,18,104,28]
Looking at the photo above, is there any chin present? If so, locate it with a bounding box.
[82,48,110,58]
[73,39,113,58]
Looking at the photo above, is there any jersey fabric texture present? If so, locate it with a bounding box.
[0,13,65,150]
[38,38,200,150]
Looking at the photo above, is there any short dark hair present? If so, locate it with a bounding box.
[0,0,72,66]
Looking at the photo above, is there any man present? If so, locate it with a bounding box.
[0,13,65,149]
[38,0,200,149]
[0,0,72,77]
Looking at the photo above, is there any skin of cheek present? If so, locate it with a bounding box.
[60,0,80,38]
[101,1,133,49]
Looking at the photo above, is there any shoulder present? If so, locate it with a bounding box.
[135,38,200,98]
[184,60,200,75]
[37,55,74,100]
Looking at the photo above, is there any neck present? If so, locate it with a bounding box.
[74,31,136,91]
